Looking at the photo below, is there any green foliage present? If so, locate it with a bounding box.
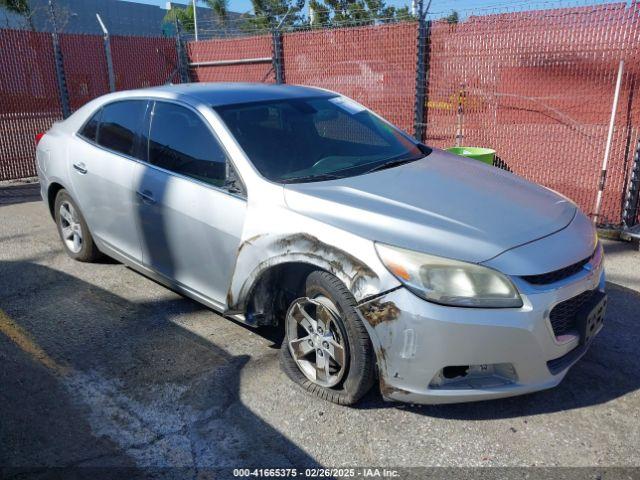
[1,0,35,29]
[163,3,196,33]
[163,0,230,34]
[445,10,459,24]
[0,0,30,16]
[308,0,330,26]
[162,0,413,35]
[241,0,306,33]
[308,0,414,28]
[204,0,229,22]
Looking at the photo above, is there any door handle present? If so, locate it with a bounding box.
[73,162,87,174]
[136,189,156,204]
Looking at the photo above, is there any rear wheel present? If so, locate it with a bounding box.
[279,271,375,405]
[54,190,101,262]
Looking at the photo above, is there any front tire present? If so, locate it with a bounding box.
[279,271,375,405]
[54,189,101,262]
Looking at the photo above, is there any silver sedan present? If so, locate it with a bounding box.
[35,83,606,405]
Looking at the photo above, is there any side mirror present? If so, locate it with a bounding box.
[418,143,432,155]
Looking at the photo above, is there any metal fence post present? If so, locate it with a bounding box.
[175,18,192,83]
[48,0,70,118]
[413,0,431,142]
[593,59,624,224]
[271,28,285,84]
[623,136,640,227]
[192,0,199,42]
[96,14,116,93]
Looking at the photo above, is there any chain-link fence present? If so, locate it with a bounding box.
[189,0,640,227]
[424,2,640,227]
[282,22,418,135]
[1,0,639,227]
[0,26,180,182]
[188,34,275,83]
[1,29,63,180]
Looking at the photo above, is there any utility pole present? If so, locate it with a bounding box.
[192,0,199,41]
[48,0,70,118]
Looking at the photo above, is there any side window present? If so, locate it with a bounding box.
[147,101,228,187]
[96,100,147,157]
[79,108,101,142]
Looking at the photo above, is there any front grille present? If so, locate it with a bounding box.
[549,289,597,337]
[522,252,593,285]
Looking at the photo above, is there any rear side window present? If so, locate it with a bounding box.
[147,101,228,187]
[79,108,101,142]
[96,100,147,157]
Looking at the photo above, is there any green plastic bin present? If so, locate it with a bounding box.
[446,146,495,166]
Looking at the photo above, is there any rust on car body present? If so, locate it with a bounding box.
[359,299,401,327]
[379,376,411,398]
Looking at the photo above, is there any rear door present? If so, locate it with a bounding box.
[133,100,246,307]
[70,99,149,262]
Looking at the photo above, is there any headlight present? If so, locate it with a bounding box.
[375,243,523,308]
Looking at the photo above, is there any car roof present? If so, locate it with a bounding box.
[141,82,337,106]
[61,83,339,133]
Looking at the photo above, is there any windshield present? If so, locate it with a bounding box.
[214,96,428,183]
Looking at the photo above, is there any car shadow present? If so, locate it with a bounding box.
[0,182,41,206]
[0,259,320,474]
[601,238,638,256]
[353,281,640,419]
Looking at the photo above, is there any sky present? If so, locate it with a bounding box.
[122,0,536,17]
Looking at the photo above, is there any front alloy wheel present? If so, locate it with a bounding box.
[286,296,348,388]
[279,271,375,405]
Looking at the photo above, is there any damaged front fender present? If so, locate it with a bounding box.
[358,291,414,400]
[226,232,385,313]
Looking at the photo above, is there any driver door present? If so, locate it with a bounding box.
[133,100,246,307]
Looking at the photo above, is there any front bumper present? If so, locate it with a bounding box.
[359,260,606,405]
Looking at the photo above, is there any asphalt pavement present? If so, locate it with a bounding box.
[1,194,639,477]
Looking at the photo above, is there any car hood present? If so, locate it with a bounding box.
[283,149,576,264]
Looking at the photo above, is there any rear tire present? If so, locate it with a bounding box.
[54,189,101,262]
[279,271,375,405]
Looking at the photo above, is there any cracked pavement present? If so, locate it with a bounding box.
[1,198,639,475]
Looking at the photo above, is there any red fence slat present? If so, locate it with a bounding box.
[1,29,62,180]
[187,35,274,83]
[424,3,640,225]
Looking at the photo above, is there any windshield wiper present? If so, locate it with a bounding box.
[280,172,344,184]
[281,148,429,183]
[364,156,421,175]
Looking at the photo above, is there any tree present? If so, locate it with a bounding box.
[241,0,305,33]
[0,0,35,30]
[445,10,459,24]
[163,3,196,33]
[163,0,229,34]
[308,0,413,28]
[206,0,229,24]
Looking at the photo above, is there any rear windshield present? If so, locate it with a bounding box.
[214,96,426,183]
